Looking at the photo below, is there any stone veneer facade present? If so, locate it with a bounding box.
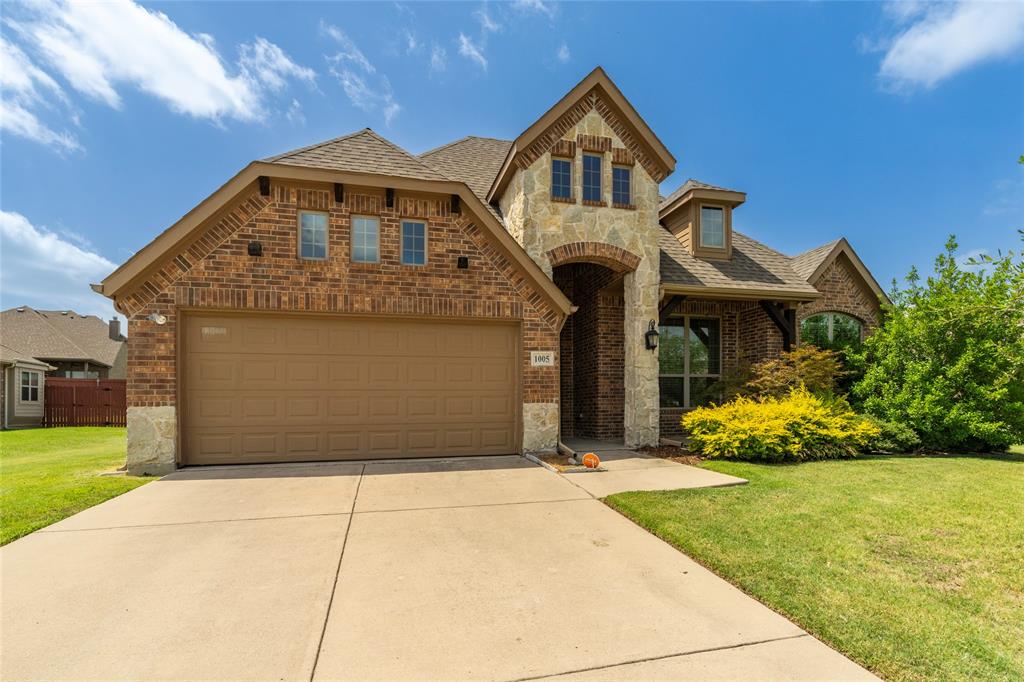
[499,107,663,448]
[121,182,565,474]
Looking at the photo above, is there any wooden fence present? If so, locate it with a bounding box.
[44,378,127,427]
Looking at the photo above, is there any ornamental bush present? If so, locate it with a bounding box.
[853,235,1024,451]
[682,387,880,462]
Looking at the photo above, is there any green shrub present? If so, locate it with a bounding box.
[682,387,880,462]
[746,345,846,397]
[863,417,922,453]
[854,235,1024,451]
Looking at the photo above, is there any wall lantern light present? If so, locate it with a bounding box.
[645,320,659,350]
[147,313,167,325]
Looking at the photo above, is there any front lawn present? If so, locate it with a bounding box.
[606,455,1024,682]
[0,427,154,545]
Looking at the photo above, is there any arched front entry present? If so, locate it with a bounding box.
[548,242,640,443]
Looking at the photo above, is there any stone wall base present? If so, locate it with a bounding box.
[522,402,559,453]
[127,406,177,476]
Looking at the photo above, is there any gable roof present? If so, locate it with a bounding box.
[265,128,450,182]
[659,230,821,300]
[790,238,889,303]
[97,133,572,319]
[0,307,122,367]
[486,67,676,203]
[419,136,513,202]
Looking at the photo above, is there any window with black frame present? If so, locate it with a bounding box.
[658,316,721,408]
[800,312,862,350]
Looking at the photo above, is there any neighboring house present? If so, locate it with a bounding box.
[0,307,127,380]
[0,344,53,429]
[93,67,885,475]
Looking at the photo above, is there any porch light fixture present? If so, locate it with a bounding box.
[645,319,659,350]
[147,313,167,325]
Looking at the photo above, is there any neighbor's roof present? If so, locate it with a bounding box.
[265,128,450,182]
[659,230,821,299]
[0,307,121,367]
[0,343,52,369]
[419,136,513,202]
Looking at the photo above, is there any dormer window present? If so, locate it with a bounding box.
[699,206,725,248]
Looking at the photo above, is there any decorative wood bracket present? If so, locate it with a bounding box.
[658,295,686,324]
[759,301,797,351]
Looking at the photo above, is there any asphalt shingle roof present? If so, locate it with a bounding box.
[0,343,50,368]
[659,230,821,296]
[265,129,450,182]
[659,178,743,211]
[0,307,123,367]
[418,136,512,202]
[790,239,841,281]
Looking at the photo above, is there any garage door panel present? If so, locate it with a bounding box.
[183,314,518,465]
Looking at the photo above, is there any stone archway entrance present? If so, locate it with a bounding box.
[548,242,640,444]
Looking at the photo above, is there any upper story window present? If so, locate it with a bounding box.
[299,211,328,260]
[612,166,631,205]
[658,316,721,409]
[20,371,39,402]
[801,312,862,350]
[582,154,602,202]
[700,206,725,248]
[401,220,427,265]
[551,158,572,199]
[351,216,380,263]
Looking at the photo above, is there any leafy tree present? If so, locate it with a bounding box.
[853,234,1024,451]
[746,345,846,397]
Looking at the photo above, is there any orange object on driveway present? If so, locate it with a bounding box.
[582,452,601,468]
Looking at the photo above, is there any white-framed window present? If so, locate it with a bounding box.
[612,166,632,205]
[351,215,380,263]
[298,211,328,260]
[659,316,721,408]
[801,312,863,350]
[401,220,427,265]
[551,157,572,199]
[582,154,602,202]
[700,205,725,248]
[20,370,40,402]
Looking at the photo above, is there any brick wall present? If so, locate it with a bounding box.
[797,253,882,332]
[554,263,624,441]
[122,181,564,411]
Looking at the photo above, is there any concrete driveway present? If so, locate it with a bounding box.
[1,456,875,681]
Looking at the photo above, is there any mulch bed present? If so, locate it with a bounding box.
[638,444,704,466]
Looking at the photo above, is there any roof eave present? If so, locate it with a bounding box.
[659,188,747,222]
[660,283,821,302]
[806,238,890,305]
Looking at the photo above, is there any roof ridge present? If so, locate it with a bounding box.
[8,307,94,360]
[263,128,372,162]
[790,238,841,260]
[419,135,513,159]
[360,129,450,175]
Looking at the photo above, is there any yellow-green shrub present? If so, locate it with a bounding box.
[682,387,880,462]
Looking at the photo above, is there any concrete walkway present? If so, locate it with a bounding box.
[1,456,875,681]
[559,439,747,497]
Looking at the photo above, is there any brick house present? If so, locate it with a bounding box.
[94,67,885,474]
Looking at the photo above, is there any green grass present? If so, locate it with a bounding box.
[606,454,1024,682]
[0,427,155,545]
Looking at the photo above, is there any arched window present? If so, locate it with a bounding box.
[800,312,862,350]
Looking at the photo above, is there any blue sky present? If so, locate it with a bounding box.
[2,0,1022,323]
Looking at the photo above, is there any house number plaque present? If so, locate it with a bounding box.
[530,351,555,367]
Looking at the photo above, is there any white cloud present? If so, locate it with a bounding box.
[7,0,313,127]
[556,42,570,63]
[875,1,1024,91]
[238,37,315,94]
[285,98,305,124]
[476,7,501,33]
[0,36,81,152]
[322,23,401,124]
[0,210,120,321]
[430,45,448,73]
[402,29,419,54]
[511,0,555,18]
[458,33,487,70]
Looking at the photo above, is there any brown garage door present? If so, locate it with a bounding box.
[181,313,519,465]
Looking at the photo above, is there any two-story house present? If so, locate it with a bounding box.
[94,67,885,475]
